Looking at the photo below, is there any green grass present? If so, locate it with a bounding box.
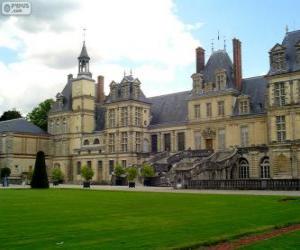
[240,230,300,249]
[0,189,300,250]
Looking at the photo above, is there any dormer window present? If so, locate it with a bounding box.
[215,70,226,90]
[270,44,286,71]
[239,98,249,114]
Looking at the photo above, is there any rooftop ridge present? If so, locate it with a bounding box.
[147,90,190,99]
[0,118,25,124]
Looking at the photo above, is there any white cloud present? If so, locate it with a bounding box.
[0,0,201,114]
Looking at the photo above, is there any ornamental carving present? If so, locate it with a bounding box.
[202,128,216,139]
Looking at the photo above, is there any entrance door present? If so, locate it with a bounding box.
[205,139,213,150]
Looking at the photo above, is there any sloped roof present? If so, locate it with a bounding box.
[50,79,72,113]
[148,91,191,126]
[0,118,47,135]
[78,42,90,59]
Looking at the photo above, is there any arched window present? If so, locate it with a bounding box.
[260,157,270,179]
[54,163,61,169]
[56,119,60,133]
[239,159,249,179]
[93,138,100,145]
[62,118,67,133]
[83,139,90,146]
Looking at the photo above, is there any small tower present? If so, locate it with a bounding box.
[78,42,92,78]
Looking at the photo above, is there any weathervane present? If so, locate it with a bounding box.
[211,39,214,53]
[224,36,226,51]
[285,25,289,33]
[83,28,87,42]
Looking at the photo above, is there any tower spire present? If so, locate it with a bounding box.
[78,29,92,78]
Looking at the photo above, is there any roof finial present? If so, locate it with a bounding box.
[130,69,133,76]
[285,25,289,33]
[83,28,87,43]
[211,39,214,53]
[124,70,126,77]
[223,36,226,51]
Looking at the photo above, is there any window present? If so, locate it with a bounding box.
[120,107,128,126]
[135,107,142,126]
[260,158,270,179]
[239,159,249,179]
[83,139,89,146]
[76,161,81,175]
[87,161,92,168]
[136,132,141,152]
[274,82,286,106]
[62,118,67,133]
[164,133,171,151]
[218,129,225,150]
[216,73,226,89]
[98,160,103,169]
[194,104,200,119]
[276,116,286,142]
[194,131,201,150]
[109,160,114,175]
[218,101,225,116]
[206,103,212,117]
[122,160,127,168]
[93,138,100,144]
[108,109,116,128]
[240,126,249,147]
[240,100,249,114]
[177,132,185,151]
[108,133,115,153]
[271,50,285,70]
[121,132,128,152]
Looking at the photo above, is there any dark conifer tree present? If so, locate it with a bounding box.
[31,151,49,188]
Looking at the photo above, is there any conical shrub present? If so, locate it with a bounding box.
[31,151,49,188]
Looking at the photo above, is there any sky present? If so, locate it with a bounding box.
[0,0,299,114]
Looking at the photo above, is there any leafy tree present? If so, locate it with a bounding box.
[81,165,94,181]
[114,163,126,177]
[126,167,138,182]
[27,99,54,131]
[31,151,49,188]
[141,164,155,178]
[0,167,11,178]
[52,168,64,183]
[0,109,22,121]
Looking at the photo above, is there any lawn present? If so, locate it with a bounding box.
[240,230,300,249]
[0,189,300,250]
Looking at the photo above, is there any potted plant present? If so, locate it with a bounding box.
[141,163,155,186]
[52,168,64,186]
[1,167,11,187]
[127,166,138,188]
[114,163,126,186]
[81,165,94,188]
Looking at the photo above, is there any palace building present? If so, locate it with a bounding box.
[1,30,300,187]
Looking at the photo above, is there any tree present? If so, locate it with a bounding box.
[127,167,138,182]
[31,151,49,188]
[52,168,64,183]
[27,99,54,131]
[114,163,126,177]
[141,164,155,178]
[81,165,94,181]
[0,109,22,121]
[0,167,11,178]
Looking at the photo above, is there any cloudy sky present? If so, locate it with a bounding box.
[0,0,299,114]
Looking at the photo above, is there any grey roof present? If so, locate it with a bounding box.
[0,118,47,135]
[78,42,90,59]
[268,30,300,75]
[233,76,267,115]
[50,79,72,113]
[203,50,235,88]
[147,91,191,126]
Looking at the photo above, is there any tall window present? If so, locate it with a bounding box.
[239,159,249,179]
[177,132,185,151]
[108,133,115,153]
[260,158,270,179]
[109,160,114,175]
[216,73,226,89]
[87,161,92,168]
[136,132,141,152]
[122,160,127,168]
[206,103,212,117]
[218,101,225,116]
[194,131,201,150]
[218,129,225,150]
[76,161,81,175]
[121,132,128,152]
[240,126,249,147]
[120,107,128,126]
[135,107,142,126]
[194,104,200,119]
[164,133,171,151]
[240,100,249,114]
[276,116,286,142]
[274,82,286,106]
[108,109,116,128]
[271,51,285,70]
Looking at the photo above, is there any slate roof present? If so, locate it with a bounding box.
[147,91,191,127]
[0,118,47,135]
[203,50,235,88]
[50,79,72,113]
[78,42,90,59]
[268,30,300,75]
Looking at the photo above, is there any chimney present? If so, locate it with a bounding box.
[232,38,242,91]
[97,75,105,103]
[196,47,205,73]
[67,74,73,81]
